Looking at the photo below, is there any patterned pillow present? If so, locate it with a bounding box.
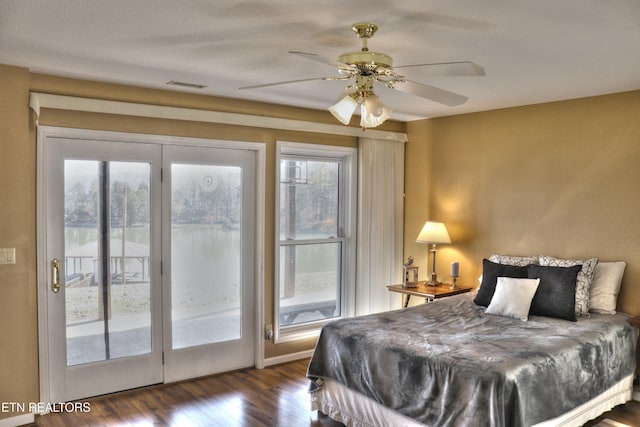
[538,256,598,317]
[489,254,539,267]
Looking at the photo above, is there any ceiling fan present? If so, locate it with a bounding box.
[240,22,484,128]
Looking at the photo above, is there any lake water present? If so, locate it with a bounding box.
[64,225,337,323]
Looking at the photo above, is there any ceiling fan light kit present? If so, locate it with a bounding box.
[329,73,392,128]
[329,91,392,128]
[240,21,484,129]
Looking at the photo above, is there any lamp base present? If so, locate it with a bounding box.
[426,273,440,286]
[450,276,459,290]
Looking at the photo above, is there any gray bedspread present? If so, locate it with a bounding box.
[307,293,637,427]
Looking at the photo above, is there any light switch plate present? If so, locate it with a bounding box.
[0,248,16,264]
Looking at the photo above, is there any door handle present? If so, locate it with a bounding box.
[51,258,61,293]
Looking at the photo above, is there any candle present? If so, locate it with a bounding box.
[450,262,460,277]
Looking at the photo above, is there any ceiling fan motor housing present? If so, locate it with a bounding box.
[337,51,393,74]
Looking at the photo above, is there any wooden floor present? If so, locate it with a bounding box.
[30,359,640,427]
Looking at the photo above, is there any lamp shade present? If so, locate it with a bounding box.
[416,221,451,244]
[360,94,391,128]
[329,94,359,125]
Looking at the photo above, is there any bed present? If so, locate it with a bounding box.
[307,256,637,427]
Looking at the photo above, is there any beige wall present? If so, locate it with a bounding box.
[404,90,640,315]
[0,65,39,416]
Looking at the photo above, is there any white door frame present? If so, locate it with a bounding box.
[36,126,266,405]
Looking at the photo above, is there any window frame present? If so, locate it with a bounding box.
[274,141,357,343]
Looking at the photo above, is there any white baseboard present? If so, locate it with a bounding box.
[262,349,314,367]
[0,413,34,427]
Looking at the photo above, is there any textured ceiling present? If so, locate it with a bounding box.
[1,0,639,121]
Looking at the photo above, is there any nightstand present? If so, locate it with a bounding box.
[387,281,473,308]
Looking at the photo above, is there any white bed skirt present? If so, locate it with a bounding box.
[310,374,634,427]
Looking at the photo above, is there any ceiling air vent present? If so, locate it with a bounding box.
[166,80,207,89]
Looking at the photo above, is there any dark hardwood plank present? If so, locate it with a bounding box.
[29,359,640,427]
[30,359,342,427]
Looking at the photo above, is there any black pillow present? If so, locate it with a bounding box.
[528,264,582,321]
[474,259,529,307]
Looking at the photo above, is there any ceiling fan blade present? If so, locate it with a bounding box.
[393,80,469,106]
[239,77,330,90]
[289,51,357,72]
[394,61,485,76]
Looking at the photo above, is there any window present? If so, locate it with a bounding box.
[275,142,356,342]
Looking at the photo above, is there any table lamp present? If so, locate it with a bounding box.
[416,221,451,286]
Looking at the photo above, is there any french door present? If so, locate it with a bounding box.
[162,145,255,382]
[39,129,256,402]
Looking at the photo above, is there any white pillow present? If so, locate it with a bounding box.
[486,277,541,321]
[589,261,626,314]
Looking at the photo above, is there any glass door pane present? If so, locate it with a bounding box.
[64,160,152,365]
[171,164,242,349]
